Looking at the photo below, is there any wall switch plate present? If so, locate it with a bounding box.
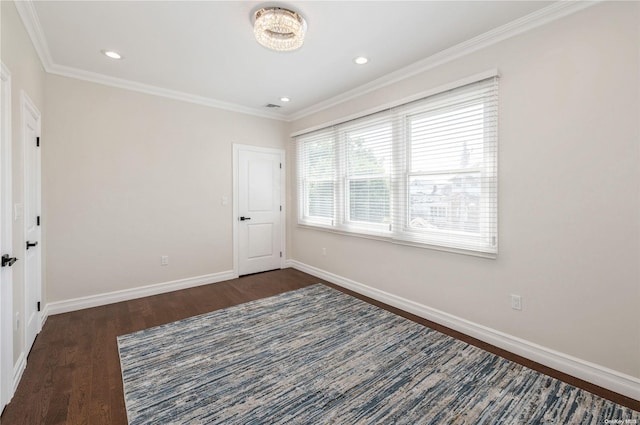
[161,256,169,266]
[322,248,327,256]
[511,294,522,311]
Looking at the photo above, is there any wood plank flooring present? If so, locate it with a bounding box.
[1,268,637,424]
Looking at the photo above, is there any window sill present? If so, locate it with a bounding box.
[295,223,497,260]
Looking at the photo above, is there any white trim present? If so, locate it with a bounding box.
[232,146,239,277]
[12,353,26,397]
[287,1,599,121]
[40,303,48,329]
[19,92,41,126]
[46,270,236,316]
[47,64,288,121]
[0,62,14,410]
[13,0,54,70]
[290,69,499,138]
[280,159,287,268]
[287,260,640,401]
[14,0,598,122]
[13,1,287,121]
[233,144,286,276]
[20,90,42,369]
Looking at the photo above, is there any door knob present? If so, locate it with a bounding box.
[239,216,252,221]
[1,254,17,267]
[26,241,38,250]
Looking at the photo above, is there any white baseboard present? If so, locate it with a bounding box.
[287,259,640,401]
[46,270,237,316]
[40,303,48,329]
[12,352,25,396]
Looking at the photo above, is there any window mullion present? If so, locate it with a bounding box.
[334,128,345,228]
[390,111,405,236]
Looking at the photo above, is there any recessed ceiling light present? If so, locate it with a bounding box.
[354,56,368,65]
[280,97,291,102]
[101,50,123,60]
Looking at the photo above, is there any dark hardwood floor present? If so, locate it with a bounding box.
[2,268,637,424]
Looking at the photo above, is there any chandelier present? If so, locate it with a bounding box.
[253,7,307,52]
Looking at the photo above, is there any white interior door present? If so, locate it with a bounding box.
[236,146,283,276]
[0,63,14,411]
[22,93,41,355]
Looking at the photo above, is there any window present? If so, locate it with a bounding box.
[344,121,393,231]
[298,129,335,225]
[296,75,498,256]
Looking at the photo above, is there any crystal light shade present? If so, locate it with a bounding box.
[253,7,307,52]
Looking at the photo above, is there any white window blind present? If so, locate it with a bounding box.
[296,75,498,256]
[344,119,393,232]
[298,128,335,226]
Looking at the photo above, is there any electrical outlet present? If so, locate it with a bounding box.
[161,256,169,266]
[511,294,522,311]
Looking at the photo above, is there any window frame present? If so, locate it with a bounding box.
[295,72,498,258]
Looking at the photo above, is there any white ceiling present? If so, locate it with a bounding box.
[23,1,558,120]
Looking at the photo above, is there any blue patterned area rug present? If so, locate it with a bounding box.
[117,284,638,424]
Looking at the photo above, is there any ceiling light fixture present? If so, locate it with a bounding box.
[280,97,291,102]
[101,50,123,60]
[253,7,307,52]
[354,56,369,65]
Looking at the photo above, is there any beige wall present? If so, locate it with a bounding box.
[288,1,640,378]
[1,1,46,366]
[43,75,287,302]
[3,0,639,396]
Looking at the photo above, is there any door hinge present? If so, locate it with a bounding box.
[1,255,17,267]
[280,251,282,258]
[279,163,282,169]
[280,205,282,212]
[37,216,40,226]
[36,137,40,147]
[37,301,41,312]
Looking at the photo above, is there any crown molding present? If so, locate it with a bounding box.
[15,0,599,123]
[13,0,287,121]
[286,0,600,122]
[13,0,54,70]
[46,64,288,121]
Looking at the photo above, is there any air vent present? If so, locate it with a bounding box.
[265,103,281,108]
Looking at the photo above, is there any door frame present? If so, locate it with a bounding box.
[232,144,285,277]
[0,62,14,410]
[20,91,41,355]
